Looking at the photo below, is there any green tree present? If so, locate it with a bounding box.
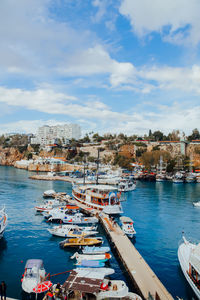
[188,128,200,141]
[153,131,164,141]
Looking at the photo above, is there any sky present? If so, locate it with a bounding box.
[1,0,200,136]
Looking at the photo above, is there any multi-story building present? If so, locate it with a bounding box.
[31,124,81,146]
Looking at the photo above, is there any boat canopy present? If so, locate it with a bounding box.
[63,270,103,294]
[120,216,134,223]
[25,259,44,269]
[78,185,118,191]
[189,244,200,274]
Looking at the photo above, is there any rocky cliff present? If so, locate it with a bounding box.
[0,147,24,166]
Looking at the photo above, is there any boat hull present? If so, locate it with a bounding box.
[178,242,200,299]
[60,238,102,248]
[0,209,7,239]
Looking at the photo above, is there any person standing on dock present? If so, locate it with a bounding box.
[0,281,7,300]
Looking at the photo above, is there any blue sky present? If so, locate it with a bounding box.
[1,0,200,136]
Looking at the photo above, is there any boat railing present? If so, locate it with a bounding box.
[187,271,200,290]
[87,190,109,199]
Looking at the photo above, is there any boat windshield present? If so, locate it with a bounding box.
[25,268,38,278]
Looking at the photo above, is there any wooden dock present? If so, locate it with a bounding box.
[60,194,174,300]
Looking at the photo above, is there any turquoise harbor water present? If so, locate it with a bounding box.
[0,166,200,299]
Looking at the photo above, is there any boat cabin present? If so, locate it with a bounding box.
[73,185,120,206]
[24,259,45,278]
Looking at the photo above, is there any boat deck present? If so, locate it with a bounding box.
[54,193,174,300]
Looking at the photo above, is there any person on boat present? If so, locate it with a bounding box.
[0,281,7,300]
[45,287,55,300]
[54,283,62,299]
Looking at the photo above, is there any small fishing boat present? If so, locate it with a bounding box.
[185,172,196,183]
[75,267,115,276]
[47,225,98,238]
[0,206,7,239]
[47,224,97,237]
[59,237,102,248]
[96,279,140,300]
[71,252,111,262]
[21,259,46,294]
[178,236,200,299]
[35,199,65,213]
[120,216,136,238]
[43,190,56,198]
[118,178,136,192]
[75,260,105,268]
[62,269,142,300]
[62,213,98,225]
[173,172,184,183]
[82,246,110,254]
[193,201,200,207]
[43,205,79,219]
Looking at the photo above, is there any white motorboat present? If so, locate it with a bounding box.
[35,199,66,213]
[47,224,98,237]
[193,201,200,207]
[62,213,99,225]
[185,172,196,183]
[82,246,110,255]
[178,236,200,299]
[63,268,142,300]
[21,259,46,294]
[45,208,71,222]
[75,267,115,276]
[43,189,56,198]
[0,206,7,239]
[96,279,131,299]
[118,178,136,192]
[72,184,123,214]
[43,204,79,219]
[173,172,184,183]
[156,174,166,182]
[120,216,136,238]
[71,252,111,262]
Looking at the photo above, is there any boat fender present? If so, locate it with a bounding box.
[100,283,109,290]
[117,192,121,199]
[20,274,24,282]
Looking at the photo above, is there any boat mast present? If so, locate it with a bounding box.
[83,155,87,185]
[96,148,100,185]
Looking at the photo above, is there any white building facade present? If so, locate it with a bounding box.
[31,124,81,146]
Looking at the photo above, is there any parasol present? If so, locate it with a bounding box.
[33,281,52,293]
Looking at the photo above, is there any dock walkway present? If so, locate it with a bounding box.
[60,194,174,300]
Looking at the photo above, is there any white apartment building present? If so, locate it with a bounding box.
[31,124,81,146]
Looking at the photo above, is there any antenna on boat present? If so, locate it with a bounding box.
[83,155,87,186]
[96,147,104,185]
[96,148,100,185]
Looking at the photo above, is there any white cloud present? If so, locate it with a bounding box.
[0,0,94,76]
[119,0,200,45]
[59,44,136,87]
[0,86,130,121]
[139,64,200,93]
[1,103,199,136]
[92,0,107,23]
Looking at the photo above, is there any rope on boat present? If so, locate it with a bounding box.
[49,270,73,277]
